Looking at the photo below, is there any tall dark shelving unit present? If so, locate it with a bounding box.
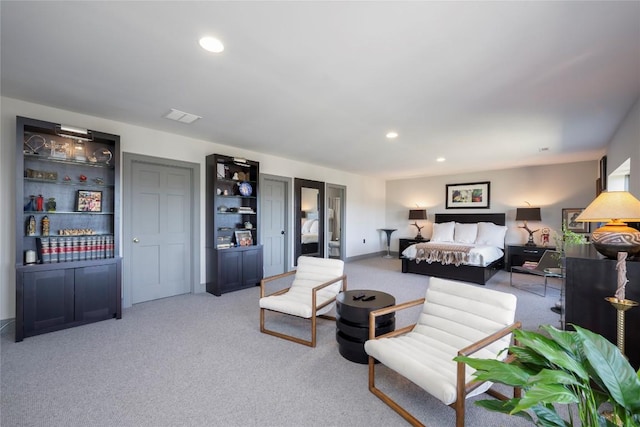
[15,116,121,342]
[205,154,263,296]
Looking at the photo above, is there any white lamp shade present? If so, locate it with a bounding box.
[575,191,640,223]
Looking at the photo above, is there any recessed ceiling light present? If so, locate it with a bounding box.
[386,131,398,139]
[436,157,446,162]
[199,36,224,53]
[539,147,550,152]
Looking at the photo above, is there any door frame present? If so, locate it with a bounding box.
[259,174,292,273]
[122,153,200,308]
[326,183,346,261]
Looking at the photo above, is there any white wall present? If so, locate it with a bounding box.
[1,97,386,320]
[385,161,597,252]
[606,98,639,196]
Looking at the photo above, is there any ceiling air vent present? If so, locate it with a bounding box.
[164,108,202,124]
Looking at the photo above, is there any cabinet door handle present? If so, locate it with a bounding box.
[133,238,140,243]
[523,250,539,254]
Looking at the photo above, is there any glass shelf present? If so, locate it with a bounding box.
[24,153,114,169]
[24,177,114,188]
[24,210,114,215]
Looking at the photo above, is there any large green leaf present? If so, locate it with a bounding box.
[510,345,551,369]
[528,369,582,387]
[531,404,572,427]
[575,326,640,412]
[453,356,530,386]
[541,325,581,359]
[514,329,589,380]
[512,384,579,413]
[475,398,534,422]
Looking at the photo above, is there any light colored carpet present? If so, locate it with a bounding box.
[1,257,562,426]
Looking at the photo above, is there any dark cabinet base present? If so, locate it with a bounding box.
[206,246,263,296]
[16,258,122,342]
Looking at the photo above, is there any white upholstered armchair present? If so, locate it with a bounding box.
[364,278,521,427]
[259,256,347,347]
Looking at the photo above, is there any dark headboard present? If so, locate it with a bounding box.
[435,213,506,226]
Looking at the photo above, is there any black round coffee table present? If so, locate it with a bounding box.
[336,290,395,364]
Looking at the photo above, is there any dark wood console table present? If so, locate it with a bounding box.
[564,245,639,369]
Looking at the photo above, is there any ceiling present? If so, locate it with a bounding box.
[2,1,639,180]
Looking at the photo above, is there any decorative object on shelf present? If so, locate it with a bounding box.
[36,194,44,212]
[41,215,50,236]
[575,191,640,259]
[50,141,69,159]
[24,250,37,265]
[64,175,71,182]
[73,140,86,161]
[218,205,228,212]
[93,177,104,185]
[244,221,253,229]
[223,189,229,196]
[445,181,490,209]
[408,209,427,240]
[235,230,253,246]
[604,252,639,355]
[24,195,36,212]
[23,134,46,154]
[47,197,57,212]
[91,148,112,165]
[541,227,550,246]
[58,228,95,236]
[75,190,102,212]
[79,174,87,182]
[216,188,222,195]
[26,215,36,236]
[516,203,542,246]
[232,172,239,180]
[238,181,253,196]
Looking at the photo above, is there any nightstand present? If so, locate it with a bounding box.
[398,238,428,259]
[506,245,556,270]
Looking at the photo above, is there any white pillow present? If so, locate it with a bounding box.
[475,222,508,249]
[301,219,315,234]
[309,220,319,234]
[430,221,455,243]
[454,222,478,244]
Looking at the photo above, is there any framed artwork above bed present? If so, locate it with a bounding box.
[445,181,490,209]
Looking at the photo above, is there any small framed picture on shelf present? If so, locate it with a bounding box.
[234,230,253,246]
[76,190,102,212]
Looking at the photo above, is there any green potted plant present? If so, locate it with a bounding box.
[455,325,640,426]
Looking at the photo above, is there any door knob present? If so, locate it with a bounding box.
[133,238,140,243]
[281,230,285,235]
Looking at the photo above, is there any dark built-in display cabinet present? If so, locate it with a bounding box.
[205,154,263,296]
[564,244,640,369]
[15,116,121,342]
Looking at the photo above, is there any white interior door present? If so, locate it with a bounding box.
[261,176,287,277]
[129,160,192,303]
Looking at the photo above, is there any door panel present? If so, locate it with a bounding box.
[262,177,286,277]
[130,161,191,303]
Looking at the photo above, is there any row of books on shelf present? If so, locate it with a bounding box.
[36,235,114,263]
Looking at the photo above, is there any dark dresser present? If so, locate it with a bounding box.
[564,244,640,369]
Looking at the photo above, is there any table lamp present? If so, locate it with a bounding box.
[574,191,640,259]
[515,206,542,246]
[408,209,427,240]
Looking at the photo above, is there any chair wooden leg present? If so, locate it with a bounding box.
[260,308,329,347]
[367,356,425,427]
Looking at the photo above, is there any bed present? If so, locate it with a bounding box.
[301,218,319,254]
[401,213,506,285]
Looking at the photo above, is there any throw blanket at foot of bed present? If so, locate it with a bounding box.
[414,243,473,266]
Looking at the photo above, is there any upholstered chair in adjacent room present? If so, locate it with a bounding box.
[259,256,347,347]
[365,277,520,427]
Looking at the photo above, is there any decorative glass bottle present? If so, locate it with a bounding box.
[46,197,56,212]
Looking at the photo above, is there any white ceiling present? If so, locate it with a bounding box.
[2,1,639,180]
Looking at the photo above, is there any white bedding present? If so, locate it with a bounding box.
[402,242,504,267]
[301,233,318,244]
